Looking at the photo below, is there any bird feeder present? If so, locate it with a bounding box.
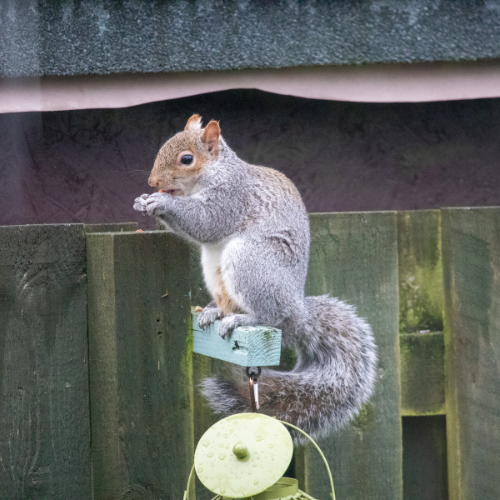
[182,412,336,500]
[188,310,336,499]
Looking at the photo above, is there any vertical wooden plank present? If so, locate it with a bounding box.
[398,210,445,416]
[296,212,401,500]
[0,224,91,499]
[87,231,193,499]
[398,210,443,334]
[398,209,448,499]
[442,207,500,500]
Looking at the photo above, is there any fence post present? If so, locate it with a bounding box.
[295,212,401,499]
[442,207,500,500]
[87,230,193,499]
[0,222,135,499]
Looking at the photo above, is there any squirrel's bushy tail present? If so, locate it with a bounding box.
[199,295,377,443]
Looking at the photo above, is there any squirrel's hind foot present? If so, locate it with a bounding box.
[218,315,239,339]
[218,313,261,339]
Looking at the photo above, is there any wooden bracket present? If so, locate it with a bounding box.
[192,311,282,367]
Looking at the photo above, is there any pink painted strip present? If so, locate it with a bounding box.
[1,61,500,113]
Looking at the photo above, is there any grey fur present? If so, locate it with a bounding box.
[134,128,377,443]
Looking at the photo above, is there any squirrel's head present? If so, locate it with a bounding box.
[148,114,220,196]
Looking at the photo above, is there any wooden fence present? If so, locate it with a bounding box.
[0,208,499,500]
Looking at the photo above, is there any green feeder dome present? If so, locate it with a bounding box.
[184,413,335,500]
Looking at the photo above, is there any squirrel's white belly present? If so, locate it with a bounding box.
[201,237,248,313]
[201,242,224,296]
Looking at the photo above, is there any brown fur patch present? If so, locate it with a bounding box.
[149,130,212,193]
[213,267,243,315]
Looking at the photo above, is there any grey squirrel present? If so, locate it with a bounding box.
[134,115,377,443]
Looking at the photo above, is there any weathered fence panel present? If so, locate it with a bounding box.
[442,207,500,500]
[87,231,193,500]
[0,223,135,500]
[2,208,500,499]
[398,209,448,500]
[297,212,401,500]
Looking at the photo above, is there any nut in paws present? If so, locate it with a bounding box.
[133,193,170,217]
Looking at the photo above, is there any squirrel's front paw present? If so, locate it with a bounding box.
[198,306,223,329]
[133,193,150,216]
[133,192,170,217]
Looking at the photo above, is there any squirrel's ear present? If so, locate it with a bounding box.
[201,120,220,153]
[185,114,202,131]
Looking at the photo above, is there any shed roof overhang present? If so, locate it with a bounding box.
[2,1,500,112]
[3,1,500,77]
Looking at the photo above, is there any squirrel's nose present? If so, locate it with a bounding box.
[148,176,159,188]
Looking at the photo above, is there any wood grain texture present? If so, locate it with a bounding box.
[400,332,445,416]
[192,312,281,367]
[0,224,90,498]
[442,207,500,500]
[296,212,401,500]
[84,222,137,233]
[87,231,193,500]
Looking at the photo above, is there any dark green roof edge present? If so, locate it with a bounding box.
[2,0,500,78]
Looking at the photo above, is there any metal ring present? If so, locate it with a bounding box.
[245,366,262,380]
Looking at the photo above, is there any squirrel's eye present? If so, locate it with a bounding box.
[181,154,193,165]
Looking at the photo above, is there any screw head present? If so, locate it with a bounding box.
[232,443,248,459]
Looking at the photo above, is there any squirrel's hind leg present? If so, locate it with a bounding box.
[217,313,261,339]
